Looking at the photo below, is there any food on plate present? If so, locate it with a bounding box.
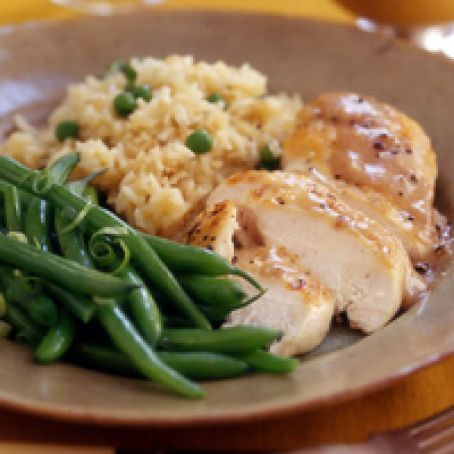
[225,246,335,357]
[282,92,440,259]
[0,153,296,398]
[1,55,300,236]
[207,171,425,335]
[0,56,450,397]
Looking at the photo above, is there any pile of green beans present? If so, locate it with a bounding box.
[0,154,298,399]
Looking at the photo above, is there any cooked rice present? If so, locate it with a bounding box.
[0,55,301,235]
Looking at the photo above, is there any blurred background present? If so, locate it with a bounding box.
[3,0,454,58]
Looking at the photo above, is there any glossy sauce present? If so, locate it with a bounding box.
[293,92,440,256]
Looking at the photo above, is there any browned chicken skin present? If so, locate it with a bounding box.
[283,92,440,259]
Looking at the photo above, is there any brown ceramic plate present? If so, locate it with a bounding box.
[0,10,452,426]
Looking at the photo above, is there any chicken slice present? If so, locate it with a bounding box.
[184,200,238,262]
[225,246,335,357]
[309,169,433,260]
[282,92,439,259]
[208,170,425,333]
[185,201,335,356]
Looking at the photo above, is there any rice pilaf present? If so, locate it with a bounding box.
[0,55,301,235]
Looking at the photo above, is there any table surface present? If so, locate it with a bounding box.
[1,1,453,452]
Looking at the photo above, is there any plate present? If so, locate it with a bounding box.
[0,10,453,426]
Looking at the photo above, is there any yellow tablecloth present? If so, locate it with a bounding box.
[1,2,453,453]
[0,0,354,25]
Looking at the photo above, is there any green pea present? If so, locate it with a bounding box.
[104,60,137,84]
[128,84,152,102]
[114,92,137,117]
[207,93,227,109]
[185,129,213,154]
[257,144,280,171]
[55,121,79,142]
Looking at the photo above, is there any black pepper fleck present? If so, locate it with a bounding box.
[414,262,429,274]
[434,244,445,254]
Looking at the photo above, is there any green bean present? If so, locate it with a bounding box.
[44,282,96,323]
[71,342,135,376]
[4,184,22,232]
[143,234,263,291]
[0,183,6,228]
[25,198,51,251]
[0,233,136,297]
[97,303,204,398]
[66,170,105,199]
[25,294,59,328]
[4,275,40,304]
[46,153,80,185]
[158,351,248,380]
[0,180,8,194]
[196,304,231,324]
[0,156,209,329]
[85,184,161,344]
[159,326,281,354]
[178,274,247,309]
[120,267,161,346]
[34,310,77,363]
[25,153,80,251]
[5,303,43,346]
[55,209,93,268]
[0,270,56,327]
[72,344,248,380]
[83,186,100,205]
[237,349,299,374]
[54,193,193,394]
[54,173,103,268]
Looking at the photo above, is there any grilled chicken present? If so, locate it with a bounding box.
[282,92,439,259]
[226,246,334,356]
[185,200,238,262]
[185,204,335,356]
[208,170,425,333]
[309,169,433,260]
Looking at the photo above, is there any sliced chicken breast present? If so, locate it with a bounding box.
[282,92,439,259]
[208,170,425,333]
[225,246,334,357]
[185,202,335,356]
